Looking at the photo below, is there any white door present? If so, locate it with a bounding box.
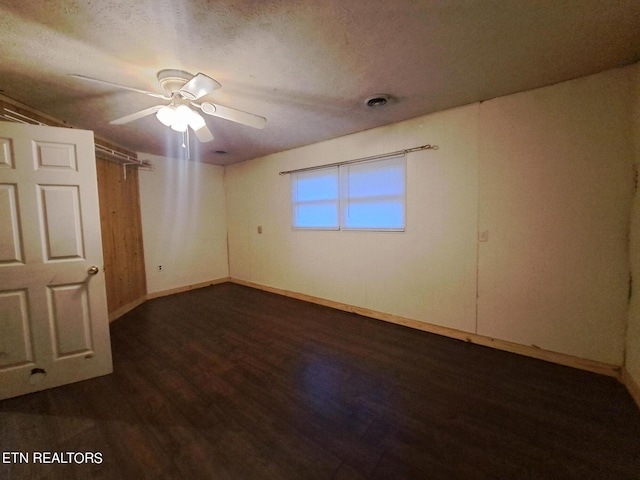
[0,121,112,401]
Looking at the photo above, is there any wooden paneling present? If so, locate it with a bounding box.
[96,158,147,317]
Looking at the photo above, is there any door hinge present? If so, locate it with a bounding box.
[629,272,633,303]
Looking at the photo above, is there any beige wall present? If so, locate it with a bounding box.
[134,64,637,368]
[226,105,480,333]
[627,64,640,385]
[138,153,229,294]
[478,67,635,365]
[226,65,637,366]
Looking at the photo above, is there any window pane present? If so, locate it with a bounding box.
[295,202,339,228]
[341,155,405,230]
[345,159,405,198]
[343,199,404,229]
[294,169,338,201]
[292,168,339,229]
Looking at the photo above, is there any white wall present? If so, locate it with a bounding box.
[627,64,640,385]
[226,64,637,366]
[139,153,229,294]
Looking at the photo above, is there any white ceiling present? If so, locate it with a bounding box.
[1,0,639,165]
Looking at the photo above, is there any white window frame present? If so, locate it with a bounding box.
[291,154,406,232]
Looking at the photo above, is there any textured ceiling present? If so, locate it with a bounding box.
[1,0,639,165]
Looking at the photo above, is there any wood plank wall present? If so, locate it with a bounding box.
[1,95,147,318]
[95,158,147,316]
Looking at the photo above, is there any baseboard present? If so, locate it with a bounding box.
[146,277,231,300]
[107,278,231,322]
[230,278,621,379]
[108,296,147,323]
[106,277,635,407]
[621,368,640,410]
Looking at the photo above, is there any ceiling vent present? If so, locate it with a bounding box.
[364,94,391,108]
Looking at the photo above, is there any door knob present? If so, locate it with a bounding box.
[88,266,99,275]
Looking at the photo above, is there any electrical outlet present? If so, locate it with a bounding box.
[158,265,163,271]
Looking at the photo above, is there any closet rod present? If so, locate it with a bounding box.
[2,107,146,169]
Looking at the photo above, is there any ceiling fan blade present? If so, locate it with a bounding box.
[110,105,165,125]
[70,74,170,100]
[179,73,221,100]
[192,124,214,143]
[199,102,266,129]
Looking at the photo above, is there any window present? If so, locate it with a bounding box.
[291,155,406,231]
[291,167,339,229]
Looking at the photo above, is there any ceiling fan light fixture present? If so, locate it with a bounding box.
[175,104,193,123]
[156,104,208,135]
[170,119,189,132]
[170,122,188,133]
[168,105,192,132]
[156,105,175,126]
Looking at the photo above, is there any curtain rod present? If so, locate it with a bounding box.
[278,144,438,176]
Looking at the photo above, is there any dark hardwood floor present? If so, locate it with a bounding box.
[2,283,640,479]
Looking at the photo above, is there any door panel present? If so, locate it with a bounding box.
[34,141,78,171]
[0,184,23,263]
[39,185,84,260]
[0,137,13,168]
[48,283,92,357]
[0,121,112,401]
[0,289,33,369]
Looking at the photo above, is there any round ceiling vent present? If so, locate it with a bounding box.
[364,94,391,108]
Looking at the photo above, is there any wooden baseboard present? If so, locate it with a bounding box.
[104,277,636,408]
[230,278,621,379]
[146,277,231,300]
[107,278,230,322]
[108,296,147,323]
[621,368,640,410]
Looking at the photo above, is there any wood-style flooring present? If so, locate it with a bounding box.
[1,283,640,479]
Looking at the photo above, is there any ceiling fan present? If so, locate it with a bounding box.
[71,69,266,143]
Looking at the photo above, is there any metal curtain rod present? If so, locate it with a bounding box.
[278,144,438,176]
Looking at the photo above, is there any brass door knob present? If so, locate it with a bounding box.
[88,266,100,275]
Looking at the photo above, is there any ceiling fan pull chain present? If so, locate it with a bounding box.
[183,130,191,160]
